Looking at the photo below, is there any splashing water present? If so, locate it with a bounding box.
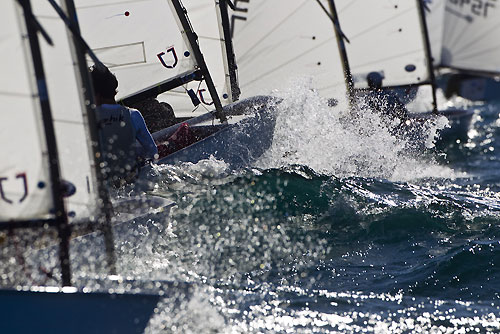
[257,79,456,182]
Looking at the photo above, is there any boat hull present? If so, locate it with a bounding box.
[0,288,159,333]
[150,96,277,169]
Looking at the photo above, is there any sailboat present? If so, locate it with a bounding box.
[227,0,473,144]
[2,0,281,326]
[0,0,173,332]
[329,0,474,143]
[73,0,276,169]
[426,0,500,102]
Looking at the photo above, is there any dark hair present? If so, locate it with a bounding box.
[366,72,383,89]
[90,65,118,98]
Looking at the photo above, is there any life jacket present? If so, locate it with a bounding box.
[95,104,137,185]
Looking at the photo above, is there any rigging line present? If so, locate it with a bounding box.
[447,20,500,57]
[230,1,265,36]
[240,36,338,89]
[336,0,360,14]
[198,36,221,42]
[0,91,33,98]
[46,0,104,70]
[15,0,53,46]
[314,0,350,43]
[347,5,415,41]
[237,0,309,63]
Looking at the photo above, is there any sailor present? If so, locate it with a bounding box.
[130,97,177,133]
[365,71,409,124]
[90,65,158,186]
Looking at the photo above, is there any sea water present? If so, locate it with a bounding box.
[10,83,500,332]
[141,84,500,332]
[121,82,498,332]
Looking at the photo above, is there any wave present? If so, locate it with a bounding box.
[255,80,455,182]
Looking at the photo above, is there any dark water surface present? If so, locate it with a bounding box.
[5,90,500,333]
[135,93,500,332]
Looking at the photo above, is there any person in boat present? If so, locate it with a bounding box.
[90,65,158,186]
[130,97,177,133]
[364,71,410,125]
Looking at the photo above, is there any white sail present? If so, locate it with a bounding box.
[335,0,431,88]
[0,0,54,221]
[231,0,346,101]
[74,0,198,100]
[159,0,234,116]
[440,0,500,75]
[32,0,101,222]
[424,0,446,67]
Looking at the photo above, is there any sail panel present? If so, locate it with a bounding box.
[31,0,101,222]
[425,0,446,67]
[158,1,232,116]
[0,0,54,221]
[74,0,198,100]
[440,0,500,75]
[335,0,430,88]
[231,0,346,101]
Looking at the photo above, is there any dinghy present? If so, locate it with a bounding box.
[426,0,500,102]
[73,0,277,170]
[227,0,472,144]
[0,0,174,332]
[329,0,474,144]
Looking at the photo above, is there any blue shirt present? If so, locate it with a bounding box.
[99,104,158,160]
[129,108,158,159]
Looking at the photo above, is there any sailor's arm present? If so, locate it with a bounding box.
[130,109,158,159]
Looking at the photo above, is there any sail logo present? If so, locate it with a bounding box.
[447,0,497,19]
[198,88,214,105]
[0,173,28,204]
[157,46,178,69]
[230,0,249,38]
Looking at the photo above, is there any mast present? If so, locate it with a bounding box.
[417,0,438,115]
[327,0,355,109]
[60,0,117,274]
[218,0,241,102]
[170,0,227,123]
[18,0,72,286]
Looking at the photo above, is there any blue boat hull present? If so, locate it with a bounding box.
[0,289,159,333]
